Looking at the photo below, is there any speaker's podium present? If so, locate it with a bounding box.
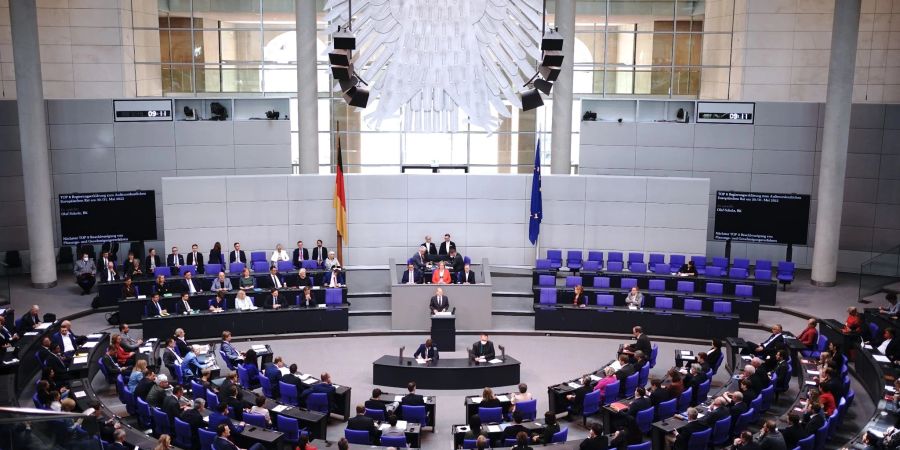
[431,310,456,352]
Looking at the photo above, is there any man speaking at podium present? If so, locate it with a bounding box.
[430,288,450,314]
[472,333,496,361]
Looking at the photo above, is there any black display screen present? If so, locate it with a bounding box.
[59,190,157,245]
[714,191,810,244]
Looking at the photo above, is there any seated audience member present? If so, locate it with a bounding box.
[510,383,533,412]
[648,378,670,406]
[209,291,228,312]
[209,242,224,265]
[266,288,285,309]
[878,327,900,361]
[162,338,183,377]
[459,263,476,284]
[797,319,818,350]
[152,275,169,296]
[430,287,450,314]
[580,422,608,450]
[110,334,134,366]
[758,419,786,450]
[502,411,530,443]
[414,338,439,361]
[747,324,784,359]
[211,271,232,291]
[97,250,112,271]
[592,367,618,396]
[295,268,314,288]
[472,333,496,360]
[347,404,381,444]
[412,246,428,272]
[699,397,729,427]
[282,364,304,390]
[447,247,464,273]
[121,277,137,298]
[264,357,285,394]
[177,292,194,314]
[249,394,271,425]
[432,261,451,284]
[126,258,143,279]
[19,305,43,332]
[401,263,423,285]
[101,346,129,379]
[209,402,244,435]
[466,415,487,441]
[52,320,82,357]
[298,286,317,308]
[163,385,189,419]
[622,387,651,420]
[301,372,336,411]
[880,293,900,317]
[147,375,170,408]
[145,248,162,273]
[624,326,651,355]
[238,268,255,289]
[182,345,205,382]
[324,266,344,287]
[128,360,147,391]
[572,284,588,307]
[800,402,826,437]
[480,387,501,408]
[234,290,255,310]
[610,418,643,450]
[731,431,758,450]
[381,414,405,439]
[182,271,200,295]
[292,240,309,268]
[134,371,156,400]
[422,235,437,255]
[624,287,643,308]
[229,242,247,265]
[167,246,184,268]
[265,266,284,289]
[364,388,388,416]
[270,243,290,264]
[677,260,697,276]
[816,385,836,416]
[0,316,19,348]
[99,261,119,282]
[439,233,456,255]
[214,423,264,450]
[220,332,244,367]
[780,413,807,450]
[121,251,139,274]
[74,254,97,294]
[312,240,328,266]
[672,408,707,450]
[533,412,560,444]
[187,244,205,274]
[181,398,207,436]
[240,349,260,385]
[324,251,341,272]
[842,307,863,335]
[401,382,425,407]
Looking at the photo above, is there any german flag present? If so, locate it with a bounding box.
[334,134,348,246]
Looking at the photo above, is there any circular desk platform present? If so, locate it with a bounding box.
[372,355,521,389]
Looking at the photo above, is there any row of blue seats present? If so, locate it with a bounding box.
[538,290,737,313]
[538,275,756,297]
[147,260,324,279]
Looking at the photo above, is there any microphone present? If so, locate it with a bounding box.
[499,345,506,361]
[399,346,405,362]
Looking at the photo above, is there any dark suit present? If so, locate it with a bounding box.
[229,250,247,265]
[401,393,425,406]
[430,295,450,313]
[447,254,464,272]
[265,293,286,309]
[45,352,69,379]
[649,388,670,406]
[312,247,328,264]
[401,269,423,284]
[503,423,529,440]
[579,435,608,450]
[439,241,456,255]
[282,373,304,390]
[297,295,317,308]
[301,382,336,410]
[264,274,284,289]
[186,252,204,274]
[757,333,785,357]
[294,275,314,289]
[364,399,388,416]
[458,270,476,284]
[19,312,41,332]
[292,248,310,268]
[625,397,652,418]
[802,412,825,436]
[51,331,81,355]
[780,424,807,450]
[134,377,155,400]
[167,254,184,267]
[884,338,900,361]
[209,250,224,265]
[412,253,428,271]
[347,414,381,444]
[175,337,190,357]
[422,242,437,255]
[700,405,730,427]
[213,437,240,450]
[472,340,495,360]
[162,394,182,422]
[673,421,708,450]
[181,408,205,430]
[99,268,119,282]
[101,354,124,377]
[414,344,439,360]
[145,255,162,271]
[628,334,652,355]
[759,430,787,450]
[729,401,748,426]
[163,347,183,377]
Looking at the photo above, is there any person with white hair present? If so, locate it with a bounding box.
[324,251,341,272]
[147,374,170,408]
[270,243,290,263]
[412,246,428,272]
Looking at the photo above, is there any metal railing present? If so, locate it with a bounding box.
[859,244,900,301]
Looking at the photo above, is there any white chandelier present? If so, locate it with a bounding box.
[324,0,544,133]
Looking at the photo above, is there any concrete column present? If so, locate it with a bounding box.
[550,0,575,175]
[810,0,861,286]
[9,0,57,288]
[296,0,319,173]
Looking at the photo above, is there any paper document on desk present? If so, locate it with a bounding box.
[24,332,38,336]
[875,355,891,363]
[567,382,583,389]
[87,333,103,339]
[488,359,503,364]
[73,357,88,364]
[806,370,820,375]
[416,358,427,364]
[804,380,817,386]
[139,346,152,353]
[272,405,287,412]
[486,425,502,433]
[435,311,452,316]
[203,416,210,422]
[680,350,693,356]
[397,420,408,428]
[36,323,51,330]
[82,342,97,348]
[279,367,290,376]
[864,344,874,350]
[252,345,267,352]
[74,391,86,398]
[394,395,404,402]
[379,423,390,431]
[470,397,483,403]
[497,395,509,402]
[589,375,601,382]
[611,361,623,370]
[886,385,896,393]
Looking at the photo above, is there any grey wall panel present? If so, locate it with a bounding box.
[466,199,527,224]
[227,201,290,227]
[53,173,117,194]
[346,199,407,224]
[164,228,229,253]
[408,199,467,222]
[692,148,754,172]
[580,168,637,176]
[885,106,900,129]
[47,99,112,124]
[636,123,695,147]
[174,121,232,146]
[241,168,292,175]
[840,202,876,227]
[466,175,526,199]
[234,144,291,168]
[753,126,817,151]
[0,126,20,150]
[116,170,176,192]
[0,201,26,227]
[539,224,586,250]
[115,147,177,171]
[162,177,227,204]
[0,102,18,126]
[880,155,900,179]
[350,223,408,247]
[839,225,874,252]
[881,130,900,154]
[542,200,586,225]
[0,226,27,251]
[579,145,636,170]
[873,228,900,251]
[163,203,225,230]
[289,199,335,225]
[50,148,116,174]
[850,104,885,129]
[0,151,22,177]
[749,173,813,194]
[288,175,333,200]
[226,175,287,202]
[584,225,644,252]
[875,204,900,228]
[645,228,707,255]
[876,180,900,205]
[466,223,525,247]
[585,176,646,202]
[635,147,694,170]
[176,146,236,170]
[842,178,878,203]
[694,124,754,149]
[647,178,709,205]
[752,149,815,175]
[233,121,291,145]
[580,122,636,145]
[177,169,236,177]
[49,123,114,149]
[645,203,707,229]
[584,202,646,227]
[845,153,881,178]
[225,225,289,252]
[346,175,406,199]
[350,247,410,266]
[634,169,694,178]
[406,224,467,248]
[287,224,337,246]
[837,250,876,272]
[465,246,526,266]
[114,122,175,148]
[542,175,586,200]
[407,174,467,198]
[848,128,884,153]
[755,102,820,127]
[694,171,752,193]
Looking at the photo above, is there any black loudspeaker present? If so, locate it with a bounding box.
[328,49,352,66]
[333,30,356,50]
[331,65,353,80]
[540,65,561,82]
[541,32,563,51]
[520,89,543,111]
[534,79,553,96]
[542,51,564,67]
[210,102,228,120]
[344,86,370,108]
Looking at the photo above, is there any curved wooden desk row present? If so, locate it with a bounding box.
[533,305,740,339]
[534,286,759,323]
[372,355,521,390]
[117,286,348,324]
[96,268,328,307]
[141,305,349,340]
[533,270,778,305]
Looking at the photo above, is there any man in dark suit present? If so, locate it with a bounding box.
[264,266,285,289]
[294,268,314,288]
[167,246,184,268]
[181,271,201,295]
[401,263,423,284]
[145,248,162,273]
[726,391,748,426]
[292,241,310,268]
[162,338,183,381]
[45,343,71,380]
[300,373,336,411]
[109,430,129,450]
[364,388,388,416]
[673,408,708,450]
[401,382,425,411]
[51,320,82,356]
[878,327,900,361]
[750,324,784,360]
[580,422,608,450]
[613,354,635,382]
[624,326,651,357]
[438,234,456,255]
[97,251,113,271]
[229,242,247,266]
[265,289,285,309]
[458,264,476,284]
[347,404,381,444]
[134,371,156,400]
[312,240,328,266]
[162,385,188,421]
[758,420,787,450]
[446,248,464,273]
[700,397,730,427]
[623,387,652,419]
[779,413,807,450]
[19,305,42,332]
[101,347,128,378]
[0,316,18,348]
[99,261,119,283]
[801,402,826,436]
[649,378,670,406]
[264,356,285,396]
[502,411,530,441]
[472,333,496,360]
[414,339,439,361]
[430,288,450,314]
[186,244,205,274]
[282,364,304,390]
[421,236,437,255]
[181,398,207,445]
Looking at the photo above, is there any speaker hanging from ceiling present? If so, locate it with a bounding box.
[519,0,565,113]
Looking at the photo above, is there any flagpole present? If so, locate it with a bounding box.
[335,121,344,266]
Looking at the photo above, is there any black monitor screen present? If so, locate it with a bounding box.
[713,191,810,244]
[59,190,157,245]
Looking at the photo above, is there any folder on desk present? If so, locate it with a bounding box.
[609,402,628,412]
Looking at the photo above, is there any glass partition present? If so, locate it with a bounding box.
[859,244,900,301]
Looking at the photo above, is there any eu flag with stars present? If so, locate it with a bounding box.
[529,138,543,245]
